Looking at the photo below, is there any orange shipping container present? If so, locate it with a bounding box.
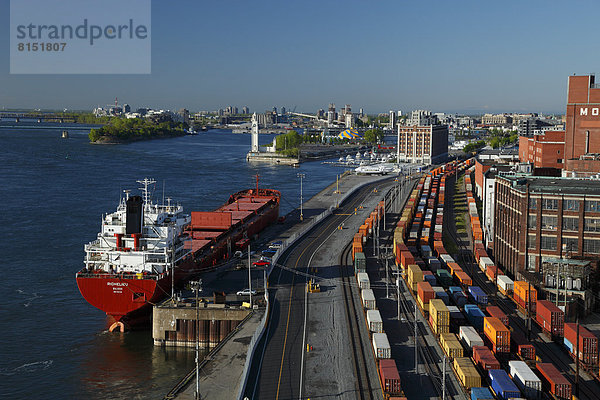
[447,262,463,277]
[400,251,415,269]
[483,317,510,354]
[455,271,472,286]
[513,281,537,311]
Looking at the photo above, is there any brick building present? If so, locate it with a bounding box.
[518,130,565,169]
[397,125,448,164]
[493,174,600,311]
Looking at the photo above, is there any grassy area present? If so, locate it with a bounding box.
[443,231,459,254]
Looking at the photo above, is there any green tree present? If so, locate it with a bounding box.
[364,128,383,144]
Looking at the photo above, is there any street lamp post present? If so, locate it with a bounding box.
[190,280,203,400]
[297,173,305,221]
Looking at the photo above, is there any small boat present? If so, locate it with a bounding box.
[186,127,198,135]
[61,131,69,139]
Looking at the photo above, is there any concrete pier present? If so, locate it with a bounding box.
[153,302,251,348]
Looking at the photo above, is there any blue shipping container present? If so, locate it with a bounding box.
[452,292,467,307]
[435,291,450,305]
[449,286,462,294]
[424,275,437,285]
[564,337,573,353]
[471,387,494,400]
[468,286,488,305]
[489,369,521,400]
[465,304,485,331]
[421,245,432,258]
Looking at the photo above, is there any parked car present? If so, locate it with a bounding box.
[268,241,283,249]
[253,260,271,267]
[236,289,257,296]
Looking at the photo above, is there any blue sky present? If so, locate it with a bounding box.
[1,0,599,114]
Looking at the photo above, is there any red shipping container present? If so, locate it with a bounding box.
[417,281,435,305]
[486,306,508,326]
[565,323,599,365]
[537,363,572,399]
[475,248,487,262]
[536,300,565,337]
[472,345,500,370]
[511,329,536,360]
[485,265,503,281]
[379,359,402,395]
[400,251,415,269]
[433,232,443,241]
[455,271,472,286]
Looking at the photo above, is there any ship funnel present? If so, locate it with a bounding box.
[126,195,143,234]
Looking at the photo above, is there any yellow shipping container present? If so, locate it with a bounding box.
[453,357,481,389]
[429,299,450,327]
[440,333,463,360]
[417,295,429,312]
[407,264,422,291]
[432,321,450,335]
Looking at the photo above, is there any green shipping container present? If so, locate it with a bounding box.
[354,252,366,274]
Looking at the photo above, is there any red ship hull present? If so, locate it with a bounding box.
[76,188,280,329]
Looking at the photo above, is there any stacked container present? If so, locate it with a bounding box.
[435,269,453,287]
[564,322,599,365]
[468,286,488,305]
[449,286,467,307]
[486,305,509,326]
[472,345,500,370]
[407,264,423,292]
[536,363,572,399]
[378,359,402,395]
[488,369,521,400]
[513,281,537,312]
[511,329,536,360]
[433,286,449,305]
[455,271,473,286]
[470,387,494,400]
[483,317,510,354]
[465,304,486,331]
[497,275,514,295]
[478,256,494,273]
[508,360,542,399]
[417,281,435,312]
[535,300,564,338]
[429,298,450,334]
[453,357,481,389]
[439,332,463,359]
[459,325,484,349]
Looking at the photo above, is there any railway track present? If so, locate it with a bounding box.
[445,171,600,400]
[340,243,377,400]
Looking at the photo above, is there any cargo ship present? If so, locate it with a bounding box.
[76,178,280,331]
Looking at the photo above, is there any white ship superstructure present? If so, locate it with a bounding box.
[83,178,191,276]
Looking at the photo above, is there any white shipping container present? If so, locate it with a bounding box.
[497,275,514,293]
[372,332,391,359]
[508,361,542,399]
[357,272,370,290]
[434,225,443,233]
[440,254,455,266]
[361,288,376,310]
[366,309,383,333]
[479,256,494,272]
[459,326,484,348]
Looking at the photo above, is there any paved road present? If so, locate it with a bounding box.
[244,178,395,400]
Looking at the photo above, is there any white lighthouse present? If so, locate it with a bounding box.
[251,112,259,153]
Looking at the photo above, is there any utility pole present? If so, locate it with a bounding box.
[442,355,447,400]
[575,312,580,398]
[396,277,400,320]
[297,173,305,221]
[190,280,202,400]
[386,256,389,299]
[248,244,252,308]
[414,301,418,373]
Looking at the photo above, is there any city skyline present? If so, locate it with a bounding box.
[1,0,599,113]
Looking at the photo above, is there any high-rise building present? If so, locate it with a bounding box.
[397,125,448,164]
[390,111,397,131]
[327,103,336,126]
[518,131,565,169]
[242,106,249,114]
[407,110,436,126]
[122,104,131,113]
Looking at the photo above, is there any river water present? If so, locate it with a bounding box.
[0,122,351,399]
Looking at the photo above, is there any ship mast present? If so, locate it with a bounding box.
[255,174,259,194]
[137,178,156,211]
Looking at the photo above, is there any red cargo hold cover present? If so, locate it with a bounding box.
[191,211,232,230]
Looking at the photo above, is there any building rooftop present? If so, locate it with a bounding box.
[498,173,600,196]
